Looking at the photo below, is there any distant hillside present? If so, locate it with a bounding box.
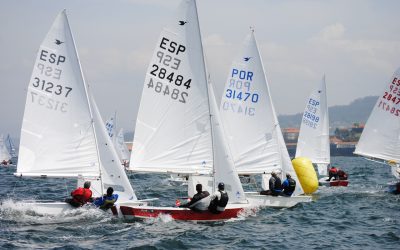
[278,96,378,128]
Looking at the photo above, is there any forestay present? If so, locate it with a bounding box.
[355,68,400,179]
[129,0,212,174]
[219,30,303,195]
[296,76,330,176]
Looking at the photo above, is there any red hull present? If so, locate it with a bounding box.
[330,180,349,187]
[119,206,244,221]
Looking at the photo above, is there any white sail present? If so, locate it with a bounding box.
[89,96,137,200]
[296,76,330,176]
[15,10,138,202]
[209,85,246,203]
[0,134,11,162]
[129,0,212,174]
[104,116,129,163]
[16,10,100,178]
[219,30,304,195]
[105,116,115,139]
[116,128,130,162]
[6,134,18,158]
[355,68,400,179]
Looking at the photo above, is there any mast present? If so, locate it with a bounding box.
[65,10,104,194]
[252,28,284,174]
[193,0,216,193]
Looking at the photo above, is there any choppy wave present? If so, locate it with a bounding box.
[1,157,400,249]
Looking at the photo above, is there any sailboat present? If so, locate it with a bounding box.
[0,134,12,166]
[120,0,250,221]
[105,116,130,167]
[13,10,146,216]
[219,29,312,207]
[354,67,400,192]
[6,134,18,160]
[295,76,347,186]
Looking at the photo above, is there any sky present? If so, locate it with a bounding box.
[1,0,400,139]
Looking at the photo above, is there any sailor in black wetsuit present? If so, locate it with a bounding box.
[260,171,282,196]
[179,184,210,211]
[208,182,229,214]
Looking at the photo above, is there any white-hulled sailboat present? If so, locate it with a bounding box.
[295,76,347,187]
[219,29,311,207]
[120,0,251,221]
[13,10,146,216]
[0,134,12,166]
[354,68,400,193]
[105,116,130,167]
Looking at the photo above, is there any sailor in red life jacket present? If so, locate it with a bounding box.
[327,166,339,181]
[65,181,93,207]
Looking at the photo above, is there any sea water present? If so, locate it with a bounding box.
[0,156,399,249]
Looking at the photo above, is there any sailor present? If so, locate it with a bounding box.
[93,187,119,210]
[260,171,282,196]
[281,173,296,196]
[337,169,348,180]
[208,182,229,214]
[327,166,339,181]
[179,184,210,211]
[66,181,93,207]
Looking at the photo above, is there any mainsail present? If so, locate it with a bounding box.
[129,0,245,203]
[15,10,136,200]
[296,76,330,176]
[219,30,303,195]
[129,0,213,174]
[355,68,400,179]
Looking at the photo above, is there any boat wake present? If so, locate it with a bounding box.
[0,198,107,224]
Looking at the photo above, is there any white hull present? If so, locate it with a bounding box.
[4,199,152,217]
[168,174,189,186]
[6,201,79,216]
[245,192,312,208]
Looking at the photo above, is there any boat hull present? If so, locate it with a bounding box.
[245,192,312,208]
[119,204,249,221]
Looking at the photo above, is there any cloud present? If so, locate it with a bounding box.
[312,23,345,41]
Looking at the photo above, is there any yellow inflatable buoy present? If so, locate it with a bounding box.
[292,157,318,194]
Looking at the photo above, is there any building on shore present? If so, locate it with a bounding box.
[282,123,364,158]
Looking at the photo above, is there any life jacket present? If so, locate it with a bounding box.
[329,168,338,174]
[286,178,296,194]
[100,194,118,210]
[214,191,228,212]
[71,187,92,206]
[270,176,282,193]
